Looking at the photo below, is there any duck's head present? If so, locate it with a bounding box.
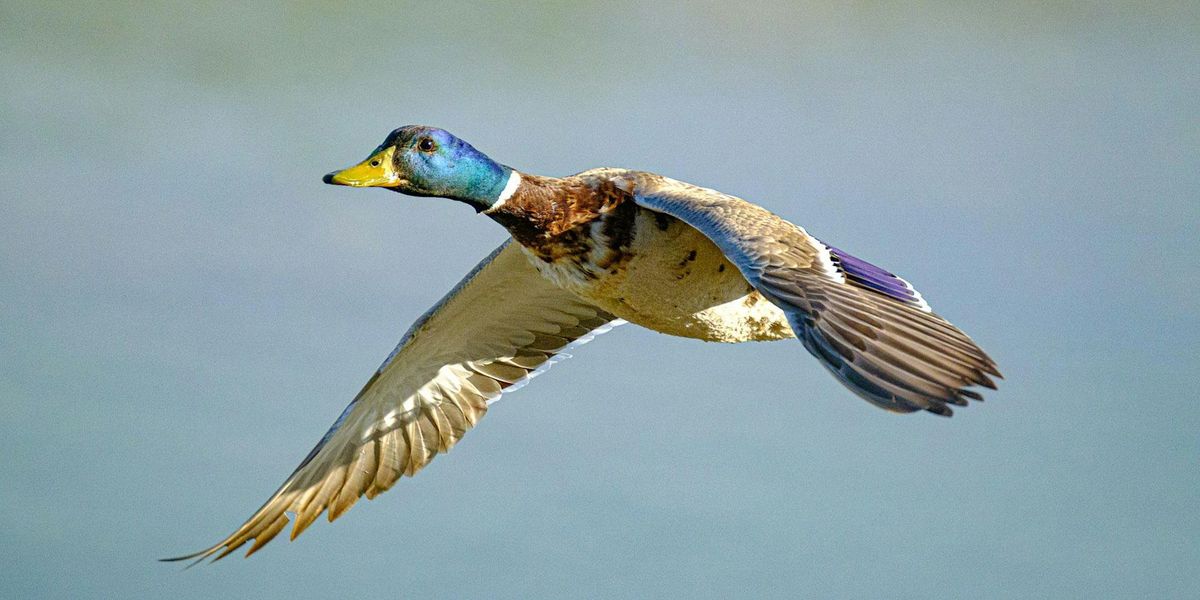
[323,126,512,212]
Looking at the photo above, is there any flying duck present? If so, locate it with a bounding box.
[166,126,1000,564]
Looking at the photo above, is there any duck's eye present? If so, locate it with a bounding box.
[369,159,381,167]
[417,138,436,152]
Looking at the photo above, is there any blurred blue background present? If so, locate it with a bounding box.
[2,2,1197,598]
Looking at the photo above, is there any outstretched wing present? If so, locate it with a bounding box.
[165,240,618,565]
[627,172,999,416]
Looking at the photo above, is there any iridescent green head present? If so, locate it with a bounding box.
[324,126,512,212]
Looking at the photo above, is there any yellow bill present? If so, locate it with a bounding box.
[323,146,400,187]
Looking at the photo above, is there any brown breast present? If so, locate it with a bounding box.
[487,173,638,270]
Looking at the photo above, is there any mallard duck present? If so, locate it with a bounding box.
[167,126,1000,564]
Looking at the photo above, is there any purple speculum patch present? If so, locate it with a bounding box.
[824,244,920,304]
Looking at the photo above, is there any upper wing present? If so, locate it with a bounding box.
[166,240,618,564]
[626,172,1000,416]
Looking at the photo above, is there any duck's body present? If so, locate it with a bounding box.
[168,126,1000,565]
[493,169,792,342]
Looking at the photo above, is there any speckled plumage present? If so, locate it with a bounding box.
[168,127,1000,565]
[487,169,795,342]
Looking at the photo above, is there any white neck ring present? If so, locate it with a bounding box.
[483,171,521,214]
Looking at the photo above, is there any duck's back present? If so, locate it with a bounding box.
[512,170,794,343]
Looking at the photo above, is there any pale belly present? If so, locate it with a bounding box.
[523,209,795,343]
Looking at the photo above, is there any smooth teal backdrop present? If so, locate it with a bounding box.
[2,2,1197,598]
